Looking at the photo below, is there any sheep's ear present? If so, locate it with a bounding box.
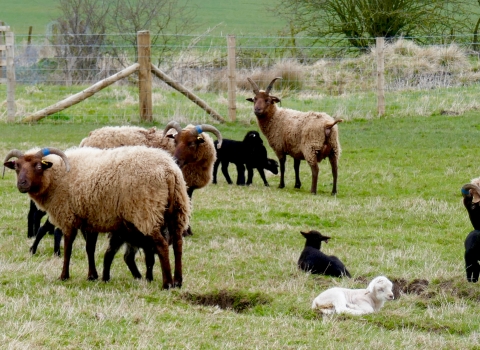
[41,160,53,169]
[3,161,15,170]
[300,231,308,237]
[271,96,281,104]
[246,98,254,103]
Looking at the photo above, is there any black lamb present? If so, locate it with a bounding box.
[465,230,480,282]
[212,130,278,186]
[298,230,351,278]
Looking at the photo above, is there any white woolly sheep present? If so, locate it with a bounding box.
[247,77,343,195]
[4,146,191,289]
[311,276,394,315]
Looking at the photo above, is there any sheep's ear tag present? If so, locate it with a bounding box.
[41,160,53,169]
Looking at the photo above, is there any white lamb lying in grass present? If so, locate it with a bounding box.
[311,276,394,315]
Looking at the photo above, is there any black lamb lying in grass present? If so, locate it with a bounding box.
[464,230,480,282]
[212,130,278,186]
[298,230,351,278]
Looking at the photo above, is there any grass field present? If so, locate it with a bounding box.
[2,0,284,36]
[1,110,480,348]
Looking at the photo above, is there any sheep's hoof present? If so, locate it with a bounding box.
[173,280,182,288]
[29,246,36,255]
[59,274,70,281]
[278,184,285,189]
[162,282,173,290]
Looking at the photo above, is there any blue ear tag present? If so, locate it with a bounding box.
[461,188,471,196]
[195,125,203,134]
[41,148,51,156]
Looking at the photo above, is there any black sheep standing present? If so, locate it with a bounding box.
[298,230,351,277]
[461,183,480,282]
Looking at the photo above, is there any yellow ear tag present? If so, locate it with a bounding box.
[41,160,49,165]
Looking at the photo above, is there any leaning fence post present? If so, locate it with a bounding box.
[137,30,153,122]
[227,34,236,122]
[376,37,385,116]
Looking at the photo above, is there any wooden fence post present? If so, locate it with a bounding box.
[0,21,4,80]
[376,37,385,117]
[137,30,153,122]
[227,35,236,122]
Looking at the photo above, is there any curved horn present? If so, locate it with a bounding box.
[266,77,282,94]
[4,149,25,163]
[195,124,223,149]
[36,147,71,172]
[247,78,260,94]
[462,183,480,196]
[163,121,183,137]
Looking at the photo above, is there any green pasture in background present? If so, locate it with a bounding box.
[2,0,283,36]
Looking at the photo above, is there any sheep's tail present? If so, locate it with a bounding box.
[325,119,343,139]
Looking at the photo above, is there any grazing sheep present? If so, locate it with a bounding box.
[298,230,350,278]
[4,146,190,289]
[212,130,279,186]
[247,77,343,195]
[464,230,480,282]
[311,276,394,315]
[461,179,480,230]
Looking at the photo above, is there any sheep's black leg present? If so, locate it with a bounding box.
[30,218,55,255]
[102,232,125,282]
[329,153,339,195]
[60,228,78,281]
[246,166,254,185]
[294,158,302,189]
[257,167,269,186]
[84,230,99,281]
[33,209,47,238]
[53,228,63,256]
[236,163,246,185]
[27,200,37,238]
[123,243,142,280]
[221,161,233,184]
[212,159,220,184]
[278,155,286,189]
[143,246,156,282]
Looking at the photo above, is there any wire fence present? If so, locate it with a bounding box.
[2,32,480,124]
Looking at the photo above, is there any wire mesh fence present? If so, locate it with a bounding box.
[2,32,480,124]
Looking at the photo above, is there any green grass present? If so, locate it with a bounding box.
[1,112,480,348]
[2,0,284,36]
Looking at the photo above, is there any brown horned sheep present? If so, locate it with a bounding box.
[247,77,342,195]
[4,146,191,289]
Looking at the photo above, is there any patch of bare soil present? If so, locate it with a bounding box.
[181,289,271,313]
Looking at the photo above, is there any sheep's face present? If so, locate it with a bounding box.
[301,230,330,249]
[368,277,394,301]
[243,131,263,145]
[265,158,279,175]
[4,154,53,193]
[246,92,281,119]
[172,130,206,168]
[4,148,70,194]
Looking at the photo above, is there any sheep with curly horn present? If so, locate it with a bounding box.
[247,77,343,195]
